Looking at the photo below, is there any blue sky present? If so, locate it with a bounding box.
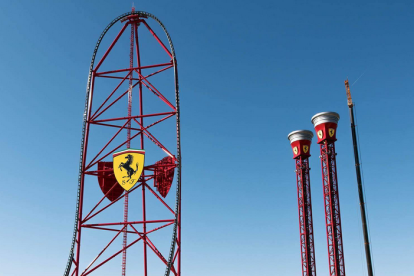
[0,0,413,275]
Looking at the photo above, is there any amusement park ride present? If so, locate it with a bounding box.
[288,130,317,276]
[289,113,346,276]
[63,9,181,276]
[288,98,374,276]
[59,7,374,276]
[312,112,346,276]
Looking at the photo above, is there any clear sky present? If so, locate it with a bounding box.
[0,1,413,276]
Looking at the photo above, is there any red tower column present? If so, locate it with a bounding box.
[311,112,345,276]
[288,130,317,276]
[63,10,181,276]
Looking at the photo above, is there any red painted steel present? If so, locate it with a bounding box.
[290,135,317,276]
[97,162,124,202]
[121,8,135,275]
[154,157,176,198]
[319,141,346,276]
[295,157,317,276]
[312,112,345,276]
[66,10,181,276]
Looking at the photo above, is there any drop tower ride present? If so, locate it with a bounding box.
[311,112,345,276]
[288,130,317,276]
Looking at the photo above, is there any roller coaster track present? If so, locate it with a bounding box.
[63,11,180,276]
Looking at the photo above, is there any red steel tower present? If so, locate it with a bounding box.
[311,112,345,276]
[288,130,317,276]
[63,10,181,276]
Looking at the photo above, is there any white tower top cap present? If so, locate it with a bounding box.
[287,130,314,144]
[311,111,340,127]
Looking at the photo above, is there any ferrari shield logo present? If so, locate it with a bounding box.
[293,146,298,155]
[113,149,145,191]
[329,128,335,137]
[317,130,323,139]
[303,145,309,153]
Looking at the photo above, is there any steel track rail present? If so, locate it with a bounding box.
[63,11,180,276]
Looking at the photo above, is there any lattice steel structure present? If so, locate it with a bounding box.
[288,130,317,276]
[63,10,181,276]
[312,112,345,276]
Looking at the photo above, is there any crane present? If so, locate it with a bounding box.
[344,79,374,276]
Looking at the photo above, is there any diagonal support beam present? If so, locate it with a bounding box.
[82,235,143,276]
[94,23,129,72]
[135,70,176,110]
[82,184,142,223]
[142,20,172,58]
[145,183,175,214]
[91,71,132,119]
[133,118,175,159]
[130,225,177,276]
[86,120,130,169]
[82,225,126,275]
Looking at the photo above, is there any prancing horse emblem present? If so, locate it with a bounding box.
[113,149,145,191]
[317,130,323,139]
[118,154,138,180]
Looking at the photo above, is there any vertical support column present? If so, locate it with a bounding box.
[134,17,148,276]
[312,112,345,276]
[74,71,96,276]
[122,9,135,276]
[288,130,317,276]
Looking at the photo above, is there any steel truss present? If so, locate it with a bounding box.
[319,142,345,276]
[295,157,317,276]
[63,11,181,276]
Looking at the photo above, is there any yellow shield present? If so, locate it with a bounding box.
[303,145,309,153]
[329,128,335,137]
[293,146,298,155]
[113,149,145,191]
[317,130,323,139]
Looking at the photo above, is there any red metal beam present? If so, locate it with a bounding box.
[142,20,172,58]
[94,23,129,72]
[89,121,141,131]
[91,71,131,119]
[82,225,126,274]
[295,157,317,276]
[95,62,173,76]
[133,118,175,160]
[82,225,138,234]
[145,183,175,214]
[135,70,176,110]
[86,119,130,168]
[96,75,140,81]
[82,236,143,276]
[82,184,142,223]
[92,111,176,123]
[82,181,121,223]
[129,225,178,276]
[83,219,175,228]
[146,221,175,235]
[320,141,345,276]
[85,130,142,171]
